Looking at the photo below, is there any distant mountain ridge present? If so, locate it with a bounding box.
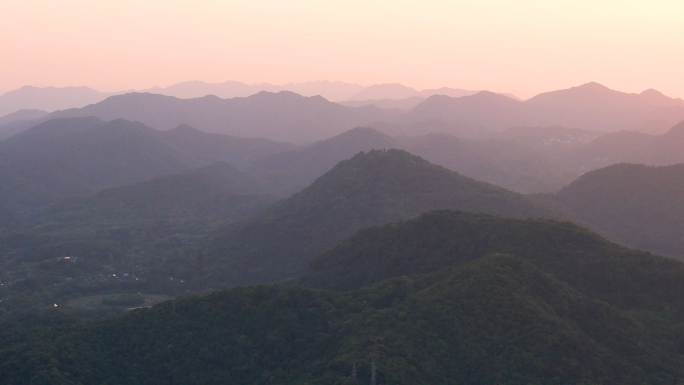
[406,83,684,134]
[30,92,399,143]
[0,86,119,117]
[2,82,682,143]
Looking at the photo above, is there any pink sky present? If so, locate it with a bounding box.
[1,0,682,99]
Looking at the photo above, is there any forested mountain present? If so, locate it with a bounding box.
[537,163,684,258]
[5,211,684,384]
[302,210,667,292]
[205,149,561,287]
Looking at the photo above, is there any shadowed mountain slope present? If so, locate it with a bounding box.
[205,149,562,286]
[0,117,293,212]
[538,163,684,258]
[36,162,274,228]
[302,210,674,294]
[6,213,684,384]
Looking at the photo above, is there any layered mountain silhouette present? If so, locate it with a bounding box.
[36,92,399,142]
[407,83,684,134]
[0,117,292,212]
[3,82,682,144]
[0,109,48,126]
[304,210,663,292]
[537,163,684,258]
[205,149,562,286]
[38,161,274,227]
[0,86,117,117]
[249,127,399,195]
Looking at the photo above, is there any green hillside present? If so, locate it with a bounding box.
[3,252,684,384]
[205,149,561,287]
[302,210,684,316]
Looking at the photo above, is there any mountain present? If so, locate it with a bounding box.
[6,212,684,384]
[348,83,420,100]
[37,161,273,228]
[277,80,364,101]
[0,86,116,117]
[338,96,427,110]
[0,117,292,212]
[0,118,196,205]
[249,127,399,195]
[42,91,400,143]
[304,210,661,291]
[0,162,279,303]
[347,84,483,101]
[205,149,562,286]
[410,91,529,131]
[370,119,489,139]
[156,124,295,170]
[526,82,684,133]
[0,109,49,126]
[146,80,364,101]
[398,132,574,194]
[406,83,684,134]
[538,163,684,258]
[543,121,684,183]
[143,80,260,99]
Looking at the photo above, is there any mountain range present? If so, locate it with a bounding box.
[3,82,683,143]
[0,81,494,118]
[0,117,293,212]
[408,83,684,134]
[27,92,399,143]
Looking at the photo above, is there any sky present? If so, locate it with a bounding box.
[1,0,682,99]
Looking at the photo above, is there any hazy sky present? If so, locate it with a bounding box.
[1,0,682,98]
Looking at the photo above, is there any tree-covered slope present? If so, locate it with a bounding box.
[542,163,684,258]
[4,252,684,384]
[205,149,561,286]
[302,210,684,311]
